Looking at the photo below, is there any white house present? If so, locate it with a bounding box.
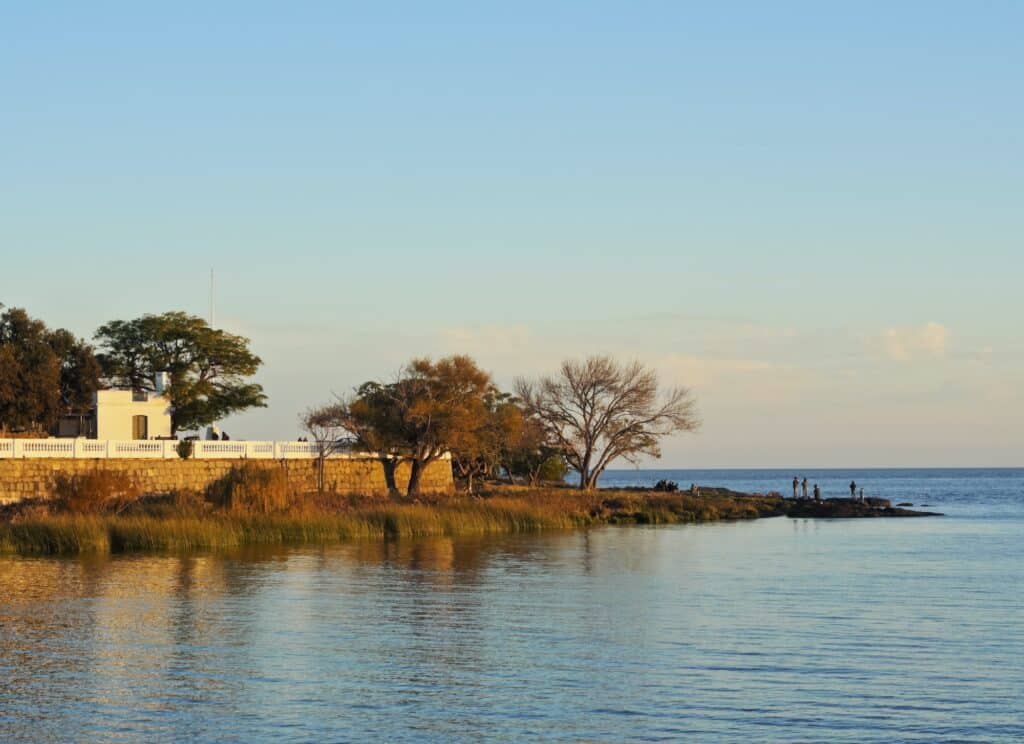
[94,388,173,440]
[57,372,174,440]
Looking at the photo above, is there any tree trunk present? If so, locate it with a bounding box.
[579,449,593,490]
[380,456,399,497]
[317,455,325,494]
[407,459,424,497]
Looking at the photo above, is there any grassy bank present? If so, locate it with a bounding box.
[0,470,783,556]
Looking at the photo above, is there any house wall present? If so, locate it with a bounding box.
[94,390,173,440]
[0,457,454,505]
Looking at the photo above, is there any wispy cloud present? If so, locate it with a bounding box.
[440,324,532,350]
[879,322,950,361]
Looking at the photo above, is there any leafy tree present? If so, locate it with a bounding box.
[331,355,495,496]
[94,311,266,433]
[516,355,700,490]
[449,390,524,493]
[47,328,102,415]
[504,415,569,485]
[0,306,100,433]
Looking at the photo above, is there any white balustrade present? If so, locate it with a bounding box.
[0,438,380,461]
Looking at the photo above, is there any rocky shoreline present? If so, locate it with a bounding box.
[782,496,943,518]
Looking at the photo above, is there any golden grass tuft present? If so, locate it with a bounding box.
[53,470,140,514]
[205,464,294,514]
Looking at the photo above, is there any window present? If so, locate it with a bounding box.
[132,415,148,440]
[132,389,148,402]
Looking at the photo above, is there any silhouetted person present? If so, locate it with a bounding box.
[814,484,821,501]
[801,477,808,499]
[849,480,857,498]
[792,476,799,499]
[221,432,230,441]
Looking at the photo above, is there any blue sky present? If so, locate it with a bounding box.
[2,2,1021,466]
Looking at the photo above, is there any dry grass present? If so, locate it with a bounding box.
[0,472,783,556]
[52,470,140,514]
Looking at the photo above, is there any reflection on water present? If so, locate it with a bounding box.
[2,505,1024,742]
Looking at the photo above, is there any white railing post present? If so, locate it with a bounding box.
[13,440,23,458]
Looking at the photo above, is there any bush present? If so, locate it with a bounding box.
[53,470,141,514]
[176,440,193,459]
[206,464,293,514]
[653,479,679,492]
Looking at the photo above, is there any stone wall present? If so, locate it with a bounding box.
[0,458,453,505]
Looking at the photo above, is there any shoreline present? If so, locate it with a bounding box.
[0,487,940,557]
[0,487,778,556]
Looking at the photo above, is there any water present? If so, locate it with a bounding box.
[1,469,1022,742]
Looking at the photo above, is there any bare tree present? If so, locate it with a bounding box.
[516,356,699,490]
[300,404,352,494]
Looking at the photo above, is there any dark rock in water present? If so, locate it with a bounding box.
[785,498,942,519]
[897,502,913,507]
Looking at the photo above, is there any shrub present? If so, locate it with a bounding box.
[176,440,194,459]
[206,464,293,514]
[53,470,141,514]
[653,479,679,492]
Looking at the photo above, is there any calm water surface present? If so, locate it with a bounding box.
[1,469,1022,742]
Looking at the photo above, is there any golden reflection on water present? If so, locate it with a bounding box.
[0,529,677,740]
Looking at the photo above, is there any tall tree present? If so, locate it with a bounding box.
[330,355,494,496]
[47,328,102,416]
[516,355,700,490]
[0,306,98,433]
[94,311,266,433]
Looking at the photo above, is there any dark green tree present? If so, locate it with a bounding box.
[94,311,267,433]
[47,328,102,416]
[0,305,100,433]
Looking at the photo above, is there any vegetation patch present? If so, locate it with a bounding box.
[0,475,784,556]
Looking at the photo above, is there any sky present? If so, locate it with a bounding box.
[2,2,1022,467]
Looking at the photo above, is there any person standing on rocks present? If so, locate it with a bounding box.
[849,480,857,499]
[801,477,808,500]
[814,484,821,501]
[793,476,799,499]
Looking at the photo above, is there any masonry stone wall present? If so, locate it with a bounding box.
[0,458,453,505]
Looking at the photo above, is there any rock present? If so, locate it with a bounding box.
[897,502,913,507]
[784,497,941,519]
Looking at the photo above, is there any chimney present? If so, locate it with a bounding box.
[154,371,170,394]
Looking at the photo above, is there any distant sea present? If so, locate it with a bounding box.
[595,466,1024,516]
[2,467,1022,742]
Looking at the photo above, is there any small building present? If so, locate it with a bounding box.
[56,373,174,440]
